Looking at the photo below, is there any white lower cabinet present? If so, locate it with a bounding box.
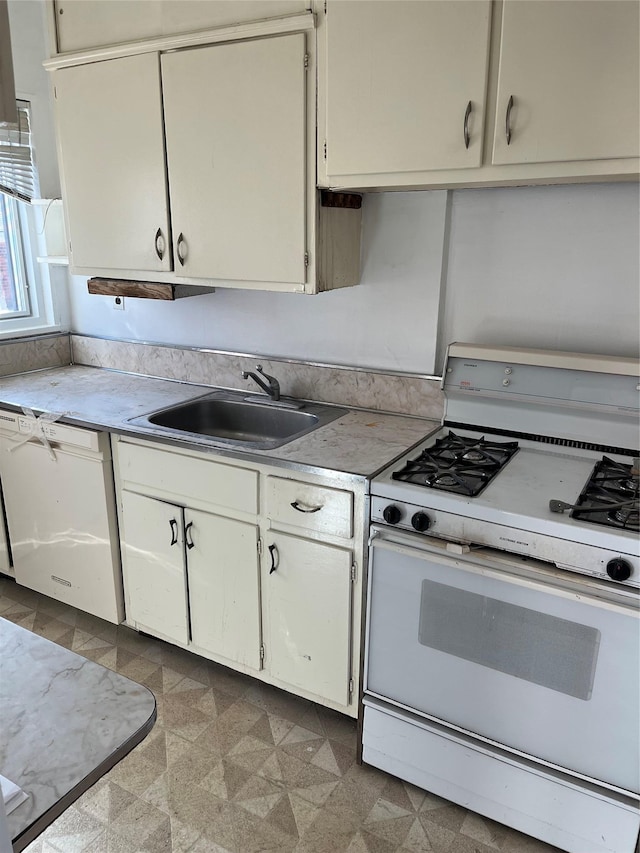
[264,532,354,706]
[120,490,261,668]
[186,508,261,669]
[121,491,190,645]
[114,437,363,716]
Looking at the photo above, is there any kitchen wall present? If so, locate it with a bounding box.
[69,191,451,375]
[68,182,639,375]
[9,1,640,378]
[441,181,640,362]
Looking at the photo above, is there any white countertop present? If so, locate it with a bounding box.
[0,616,156,851]
[0,366,436,479]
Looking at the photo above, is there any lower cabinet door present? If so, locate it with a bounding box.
[120,490,189,644]
[186,509,261,670]
[265,532,353,706]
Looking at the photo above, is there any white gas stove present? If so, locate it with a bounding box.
[371,343,639,587]
[364,344,640,853]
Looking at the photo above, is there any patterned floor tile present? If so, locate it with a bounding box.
[3,576,563,853]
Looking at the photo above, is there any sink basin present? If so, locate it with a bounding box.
[129,391,347,450]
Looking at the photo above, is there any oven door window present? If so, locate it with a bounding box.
[418,580,600,701]
[366,537,640,795]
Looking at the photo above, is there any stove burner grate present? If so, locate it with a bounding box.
[391,431,519,497]
[571,456,639,532]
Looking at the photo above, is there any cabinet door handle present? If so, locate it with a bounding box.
[290,500,322,513]
[505,94,514,145]
[463,100,472,150]
[154,227,165,261]
[185,521,195,550]
[176,232,186,266]
[268,543,279,574]
[169,518,179,546]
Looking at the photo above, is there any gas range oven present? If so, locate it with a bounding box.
[363,344,640,853]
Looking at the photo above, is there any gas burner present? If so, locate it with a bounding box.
[392,431,519,497]
[462,449,485,463]
[572,456,640,532]
[609,507,640,528]
[434,474,459,488]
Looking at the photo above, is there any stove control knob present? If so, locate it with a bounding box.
[383,505,402,525]
[411,511,431,532]
[606,558,632,582]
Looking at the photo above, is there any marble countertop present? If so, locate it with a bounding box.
[0,366,436,478]
[0,617,156,851]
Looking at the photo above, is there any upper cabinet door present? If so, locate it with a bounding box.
[54,53,172,272]
[324,0,492,180]
[161,33,307,284]
[492,0,640,165]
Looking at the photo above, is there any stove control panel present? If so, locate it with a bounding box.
[379,503,433,533]
[370,496,639,589]
[373,500,434,536]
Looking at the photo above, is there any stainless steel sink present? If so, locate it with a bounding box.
[128,391,347,450]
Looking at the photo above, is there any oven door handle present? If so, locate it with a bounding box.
[368,526,638,613]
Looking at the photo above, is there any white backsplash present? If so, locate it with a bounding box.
[0,334,71,377]
[70,335,444,420]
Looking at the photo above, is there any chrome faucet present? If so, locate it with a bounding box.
[242,365,281,401]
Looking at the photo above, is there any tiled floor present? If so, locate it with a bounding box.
[1,577,561,853]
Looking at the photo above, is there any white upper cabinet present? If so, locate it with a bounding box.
[53,0,308,53]
[53,53,171,272]
[324,0,492,178]
[47,11,362,292]
[162,34,306,284]
[492,0,640,166]
[318,0,639,189]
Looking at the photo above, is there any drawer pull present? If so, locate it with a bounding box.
[185,521,194,550]
[290,500,322,514]
[268,543,279,574]
[169,518,179,546]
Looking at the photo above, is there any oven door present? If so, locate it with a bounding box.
[366,527,640,795]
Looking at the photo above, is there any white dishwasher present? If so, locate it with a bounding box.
[0,409,123,623]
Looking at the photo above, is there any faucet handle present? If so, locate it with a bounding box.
[241,364,265,379]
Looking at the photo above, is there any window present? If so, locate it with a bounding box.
[0,193,30,318]
[0,99,66,338]
[0,195,65,338]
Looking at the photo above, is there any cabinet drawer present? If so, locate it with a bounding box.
[266,476,353,539]
[117,442,258,515]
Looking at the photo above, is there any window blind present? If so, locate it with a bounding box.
[0,100,38,203]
